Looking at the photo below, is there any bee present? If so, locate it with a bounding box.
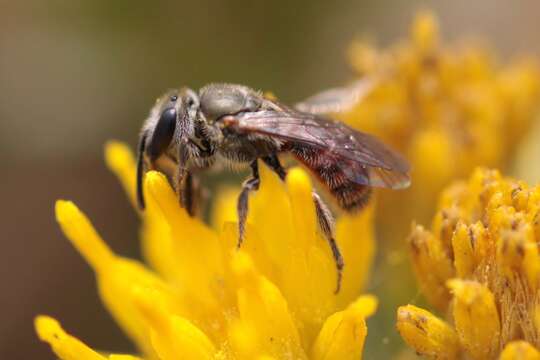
[136,82,410,293]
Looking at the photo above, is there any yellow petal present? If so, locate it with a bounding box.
[248,160,294,261]
[347,41,379,75]
[257,356,278,360]
[408,224,454,310]
[144,171,226,317]
[285,167,340,342]
[431,206,461,255]
[498,59,540,152]
[35,315,138,360]
[139,182,176,282]
[104,141,138,208]
[55,200,180,357]
[396,305,459,359]
[247,160,294,284]
[500,341,540,360]
[139,209,176,282]
[211,186,240,230]
[219,220,274,291]
[469,222,490,269]
[228,320,259,360]
[335,205,376,309]
[55,200,115,273]
[230,251,307,359]
[100,259,184,358]
[448,279,501,359]
[411,10,439,53]
[408,129,455,220]
[286,167,318,251]
[104,142,180,286]
[249,165,339,346]
[144,171,220,253]
[496,215,540,291]
[132,287,216,360]
[312,295,377,360]
[452,222,476,278]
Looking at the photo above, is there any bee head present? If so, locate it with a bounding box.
[142,88,201,159]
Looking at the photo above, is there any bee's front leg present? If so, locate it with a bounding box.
[180,171,195,216]
[237,160,260,248]
[174,142,198,216]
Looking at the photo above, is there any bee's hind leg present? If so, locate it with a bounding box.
[262,154,344,294]
[237,160,260,248]
[312,192,344,294]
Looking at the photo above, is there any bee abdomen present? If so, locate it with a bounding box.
[289,144,372,212]
[329,182,372,211]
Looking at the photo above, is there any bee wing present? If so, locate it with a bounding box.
[294,79,375,114]
[226,110,410,189]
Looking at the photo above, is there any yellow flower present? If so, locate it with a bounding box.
[340,11,540,235]
[35,316,143,360]
[35,141,377,360]
[398,167,540,358]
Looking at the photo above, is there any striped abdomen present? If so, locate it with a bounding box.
[288,143,372,212]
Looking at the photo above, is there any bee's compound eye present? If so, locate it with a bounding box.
[161,107,176,121]
[148,107,177,160]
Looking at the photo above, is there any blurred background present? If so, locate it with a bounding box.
[2,0,540,358]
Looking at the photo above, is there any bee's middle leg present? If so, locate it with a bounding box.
[237,160,260,248]
[262,154,344,293]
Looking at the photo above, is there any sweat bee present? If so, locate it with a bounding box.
[136,81,410,293]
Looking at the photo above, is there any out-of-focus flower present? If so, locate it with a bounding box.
[35,141,377,360]
[398,167,540,358]
[340,11,540,233]
[514,118,540,185]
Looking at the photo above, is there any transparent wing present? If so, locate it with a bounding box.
[294,79,375,114]
[225,109,410,189]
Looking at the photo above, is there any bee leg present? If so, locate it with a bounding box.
[313,192,344,294]
[261,154,286,180]
[262,154,344,293]
[180,171,196,217]
[182,173,206,218]
[237,160,260,248]
[174,142,193,212]
[190,174,206,218]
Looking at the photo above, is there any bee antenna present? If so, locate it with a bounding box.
[136,131,148,210]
